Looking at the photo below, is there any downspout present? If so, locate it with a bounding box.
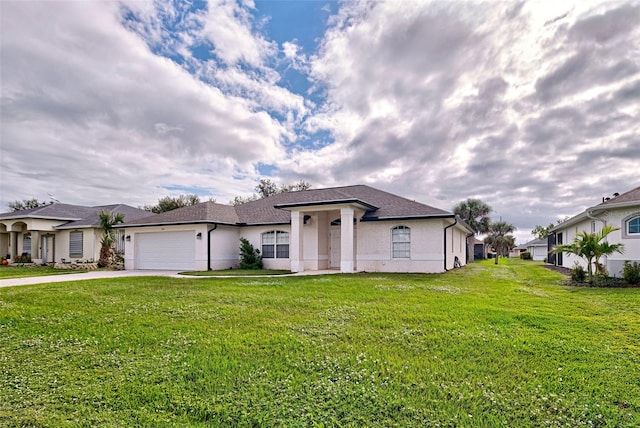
[443,218,458,271]
[207,223,218,271]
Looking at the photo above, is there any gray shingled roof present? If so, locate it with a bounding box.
[599,185,640,206]
[123,201,240,226]
[0,203,150,229]
[124,185,453,227]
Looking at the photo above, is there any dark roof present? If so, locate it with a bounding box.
[0,203,150,228]
[123,185,454,227]
[122,201,240,226]
[599,185,640,206]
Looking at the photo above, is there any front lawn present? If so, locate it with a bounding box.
[0,265,86,279]
[1,259,638,426]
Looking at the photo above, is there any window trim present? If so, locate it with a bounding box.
[623,212,640,239]
[391,225,411,259]
[69,230,84,258]
[261,230,290,259]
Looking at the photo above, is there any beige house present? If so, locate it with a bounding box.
[549,185,640,277]
[0,204,150,264]
[121,185,474,273]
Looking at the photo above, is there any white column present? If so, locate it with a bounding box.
[9,231,17,259]
[31,231,40,260]
[340,207,354,273]
[290,211,305,272]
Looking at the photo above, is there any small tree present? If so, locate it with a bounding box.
[98,211,125,267]
[484,221,516,264]
[553,225,624,284]
[239,238,263,269]
[8,198,53,212]
[142,194,201,213]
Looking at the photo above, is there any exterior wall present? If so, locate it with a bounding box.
[555,207,640,277]
[356,219,450,273]
[445,223,469,271]
[209,225,241,270]
[239,225,292,271]
[55,229,99,262]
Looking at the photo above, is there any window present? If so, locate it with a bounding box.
[392,226,411,258]
[69,231,83,258]
[629,217,640,234]
[261,231,289,258]
[23,234,32,255]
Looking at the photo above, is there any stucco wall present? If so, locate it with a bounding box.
[209,225,241,270]
[240,225,291,271]
[356,219,457,273]
[555,207,640,277]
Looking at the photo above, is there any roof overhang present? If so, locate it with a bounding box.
[116,220,235,228]
[274,198,378,212]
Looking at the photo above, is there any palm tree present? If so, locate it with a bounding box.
[553,224,624,283]
[98,211,125,267]
[484,221,516,264]
[453,198,492,235]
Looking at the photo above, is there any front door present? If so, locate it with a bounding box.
[42,235,55,263]
[329,228,340,268]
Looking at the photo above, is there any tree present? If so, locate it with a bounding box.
[98,211,125,268]
[452,198,492,235]
[8,198,53,212]
[531,223,554,240]
[239,237,263,269]
[553,225,624,283]
[142,194,201,213]
[484,221,516,264]
[231,180,312,206]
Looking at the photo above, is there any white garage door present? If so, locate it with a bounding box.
[136,231,196,270]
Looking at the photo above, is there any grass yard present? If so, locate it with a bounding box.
[180,269,291,276]
[1,259,638,426]
[0,265,86,279]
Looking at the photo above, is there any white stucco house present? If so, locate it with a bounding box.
[548,185,640,277]
[120,185,474,273]
[0,204,150,264]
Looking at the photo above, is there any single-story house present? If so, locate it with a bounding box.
[470,236,487,260]
[0,203,150,264]
[548,185,640,277]
[120,185,474,273]
[518,238,547,261]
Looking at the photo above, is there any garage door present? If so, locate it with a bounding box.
[136,231,196,270]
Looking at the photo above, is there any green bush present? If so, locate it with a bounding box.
[520,251,532,260]
[571,263,587,283]
[623,261,640,285]
[239,237,263,270]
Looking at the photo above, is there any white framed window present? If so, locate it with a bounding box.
[392,226,411,258]
[22,234,32,255]
[629,217,640,234]
[622,213,640,239]
[69,231,83,258]
[261,231,289,259]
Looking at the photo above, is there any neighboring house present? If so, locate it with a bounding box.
[470,237,487,260]
[0,204,151,264]
[548,185,640,276]
[120,185,474,273]
[518,238,547,261]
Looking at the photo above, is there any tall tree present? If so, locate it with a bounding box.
[452,198,492,235]
[231,180,312,206]
[8,198,53,212]
[531,217,570,239]
[142,194,201,213]
[97,211,125,267]
[553,225,624,283]
[484,221,516,264]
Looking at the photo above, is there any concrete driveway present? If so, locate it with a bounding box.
[0,270,185,288]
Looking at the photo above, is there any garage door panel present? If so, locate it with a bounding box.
[136,231,195,270]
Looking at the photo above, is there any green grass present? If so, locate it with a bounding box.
[0,265,86,279]
[1,259,638,426]
[180,269,291,276]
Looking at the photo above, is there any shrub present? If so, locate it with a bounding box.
[520,251,532,260]
[571,263,587,283]
[623,261,640,285]
[239,237,263,269]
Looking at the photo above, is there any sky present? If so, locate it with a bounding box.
[1,0,639,244]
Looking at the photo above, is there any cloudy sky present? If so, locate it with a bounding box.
[1,0,639,243]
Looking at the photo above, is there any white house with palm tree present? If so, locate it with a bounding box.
[549,185,640,277]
